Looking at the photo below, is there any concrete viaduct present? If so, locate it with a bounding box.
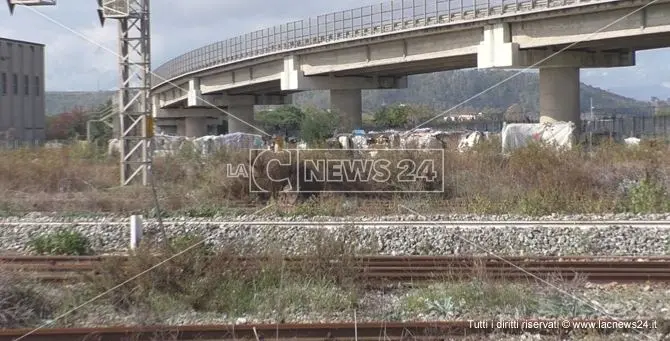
[150,0,670,137]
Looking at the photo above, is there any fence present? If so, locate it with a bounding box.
[0,140,78,151]
[0,140,44,150]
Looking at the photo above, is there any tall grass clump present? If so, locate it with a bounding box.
[28,230,92,255]
[87,231,366,319]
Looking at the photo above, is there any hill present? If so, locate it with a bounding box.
[46,91,115,115]
[294,69,652,116]
[45,69,651,116]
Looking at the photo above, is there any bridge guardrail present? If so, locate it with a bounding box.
[152,0,607,88]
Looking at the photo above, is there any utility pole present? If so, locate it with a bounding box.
[97,0,153,186]
[589,97,594,151]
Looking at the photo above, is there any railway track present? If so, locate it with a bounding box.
[0,319,664,341]
[3,255,670,283]
[4,219,670,227]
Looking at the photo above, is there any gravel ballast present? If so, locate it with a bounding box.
[1,213,670,255]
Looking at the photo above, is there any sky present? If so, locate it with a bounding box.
[0,0,668,101]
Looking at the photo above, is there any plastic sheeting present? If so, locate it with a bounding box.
[458,132,482,153]
[352,135,369,149]
[501,122,575,154]
[399,132,442,149]
[214,132,265,149]
[153,134,189,152]
[193,132,265,154]
[141,132,266,157]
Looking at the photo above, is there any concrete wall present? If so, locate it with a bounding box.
[0,37,45,142]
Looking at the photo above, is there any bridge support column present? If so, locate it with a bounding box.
[330,89,362,133]
[187,78,204,107]
[539,67,581,135]
[226,95,257,134]
[477,22,636,141]
[184,117,209,137]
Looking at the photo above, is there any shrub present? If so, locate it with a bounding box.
[300,107,338,142]
[87,233,365,318]
[28,230,91,255]
[627,176,670,213]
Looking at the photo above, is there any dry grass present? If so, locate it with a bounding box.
[0,272,54,328]
[1,138,669,216]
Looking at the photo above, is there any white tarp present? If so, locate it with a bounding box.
[153,134,189,152]
[192,133,265,155]
[107,138,120,156]
[624,137,641,146]
[218,132,265,149]
[351,135,369,149]
[399,129,446,149]
[458,131,483,153]
[501,122,575,154]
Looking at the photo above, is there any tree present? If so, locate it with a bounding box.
[256,105,305,136]
[46,107,88,141]
[503,103,524,122]
[404,104,435,127]
[373,104,410,129]
[300,107,338,143]
[655,104,670,116]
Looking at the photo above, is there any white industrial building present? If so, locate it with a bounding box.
[0,37,45,142]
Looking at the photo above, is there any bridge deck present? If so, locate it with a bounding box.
[152,0,606,87]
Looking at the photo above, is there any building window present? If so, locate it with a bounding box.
[34,76,39,96]
[1,73,5,95]
[24,75,29,95]
[12,74,17,95]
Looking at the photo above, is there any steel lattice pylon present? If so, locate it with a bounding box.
[99,0,152,186]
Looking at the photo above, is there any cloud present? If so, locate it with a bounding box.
[0,0,669,92]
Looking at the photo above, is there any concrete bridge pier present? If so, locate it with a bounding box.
[182,117,209,137]
[330,89,362,133]
[225,95,257,134]
[226,104,256,134]
[280,55,406,133]
[539,67,581,134]
[477,22,636,139]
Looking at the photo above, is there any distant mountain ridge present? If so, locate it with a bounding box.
[294,70,653,116]
[45,70,652,116]
[46,91,115,115]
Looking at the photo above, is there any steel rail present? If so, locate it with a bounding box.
[0,319,663,341]
[3,220,670,226]
[4,256,670,283]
